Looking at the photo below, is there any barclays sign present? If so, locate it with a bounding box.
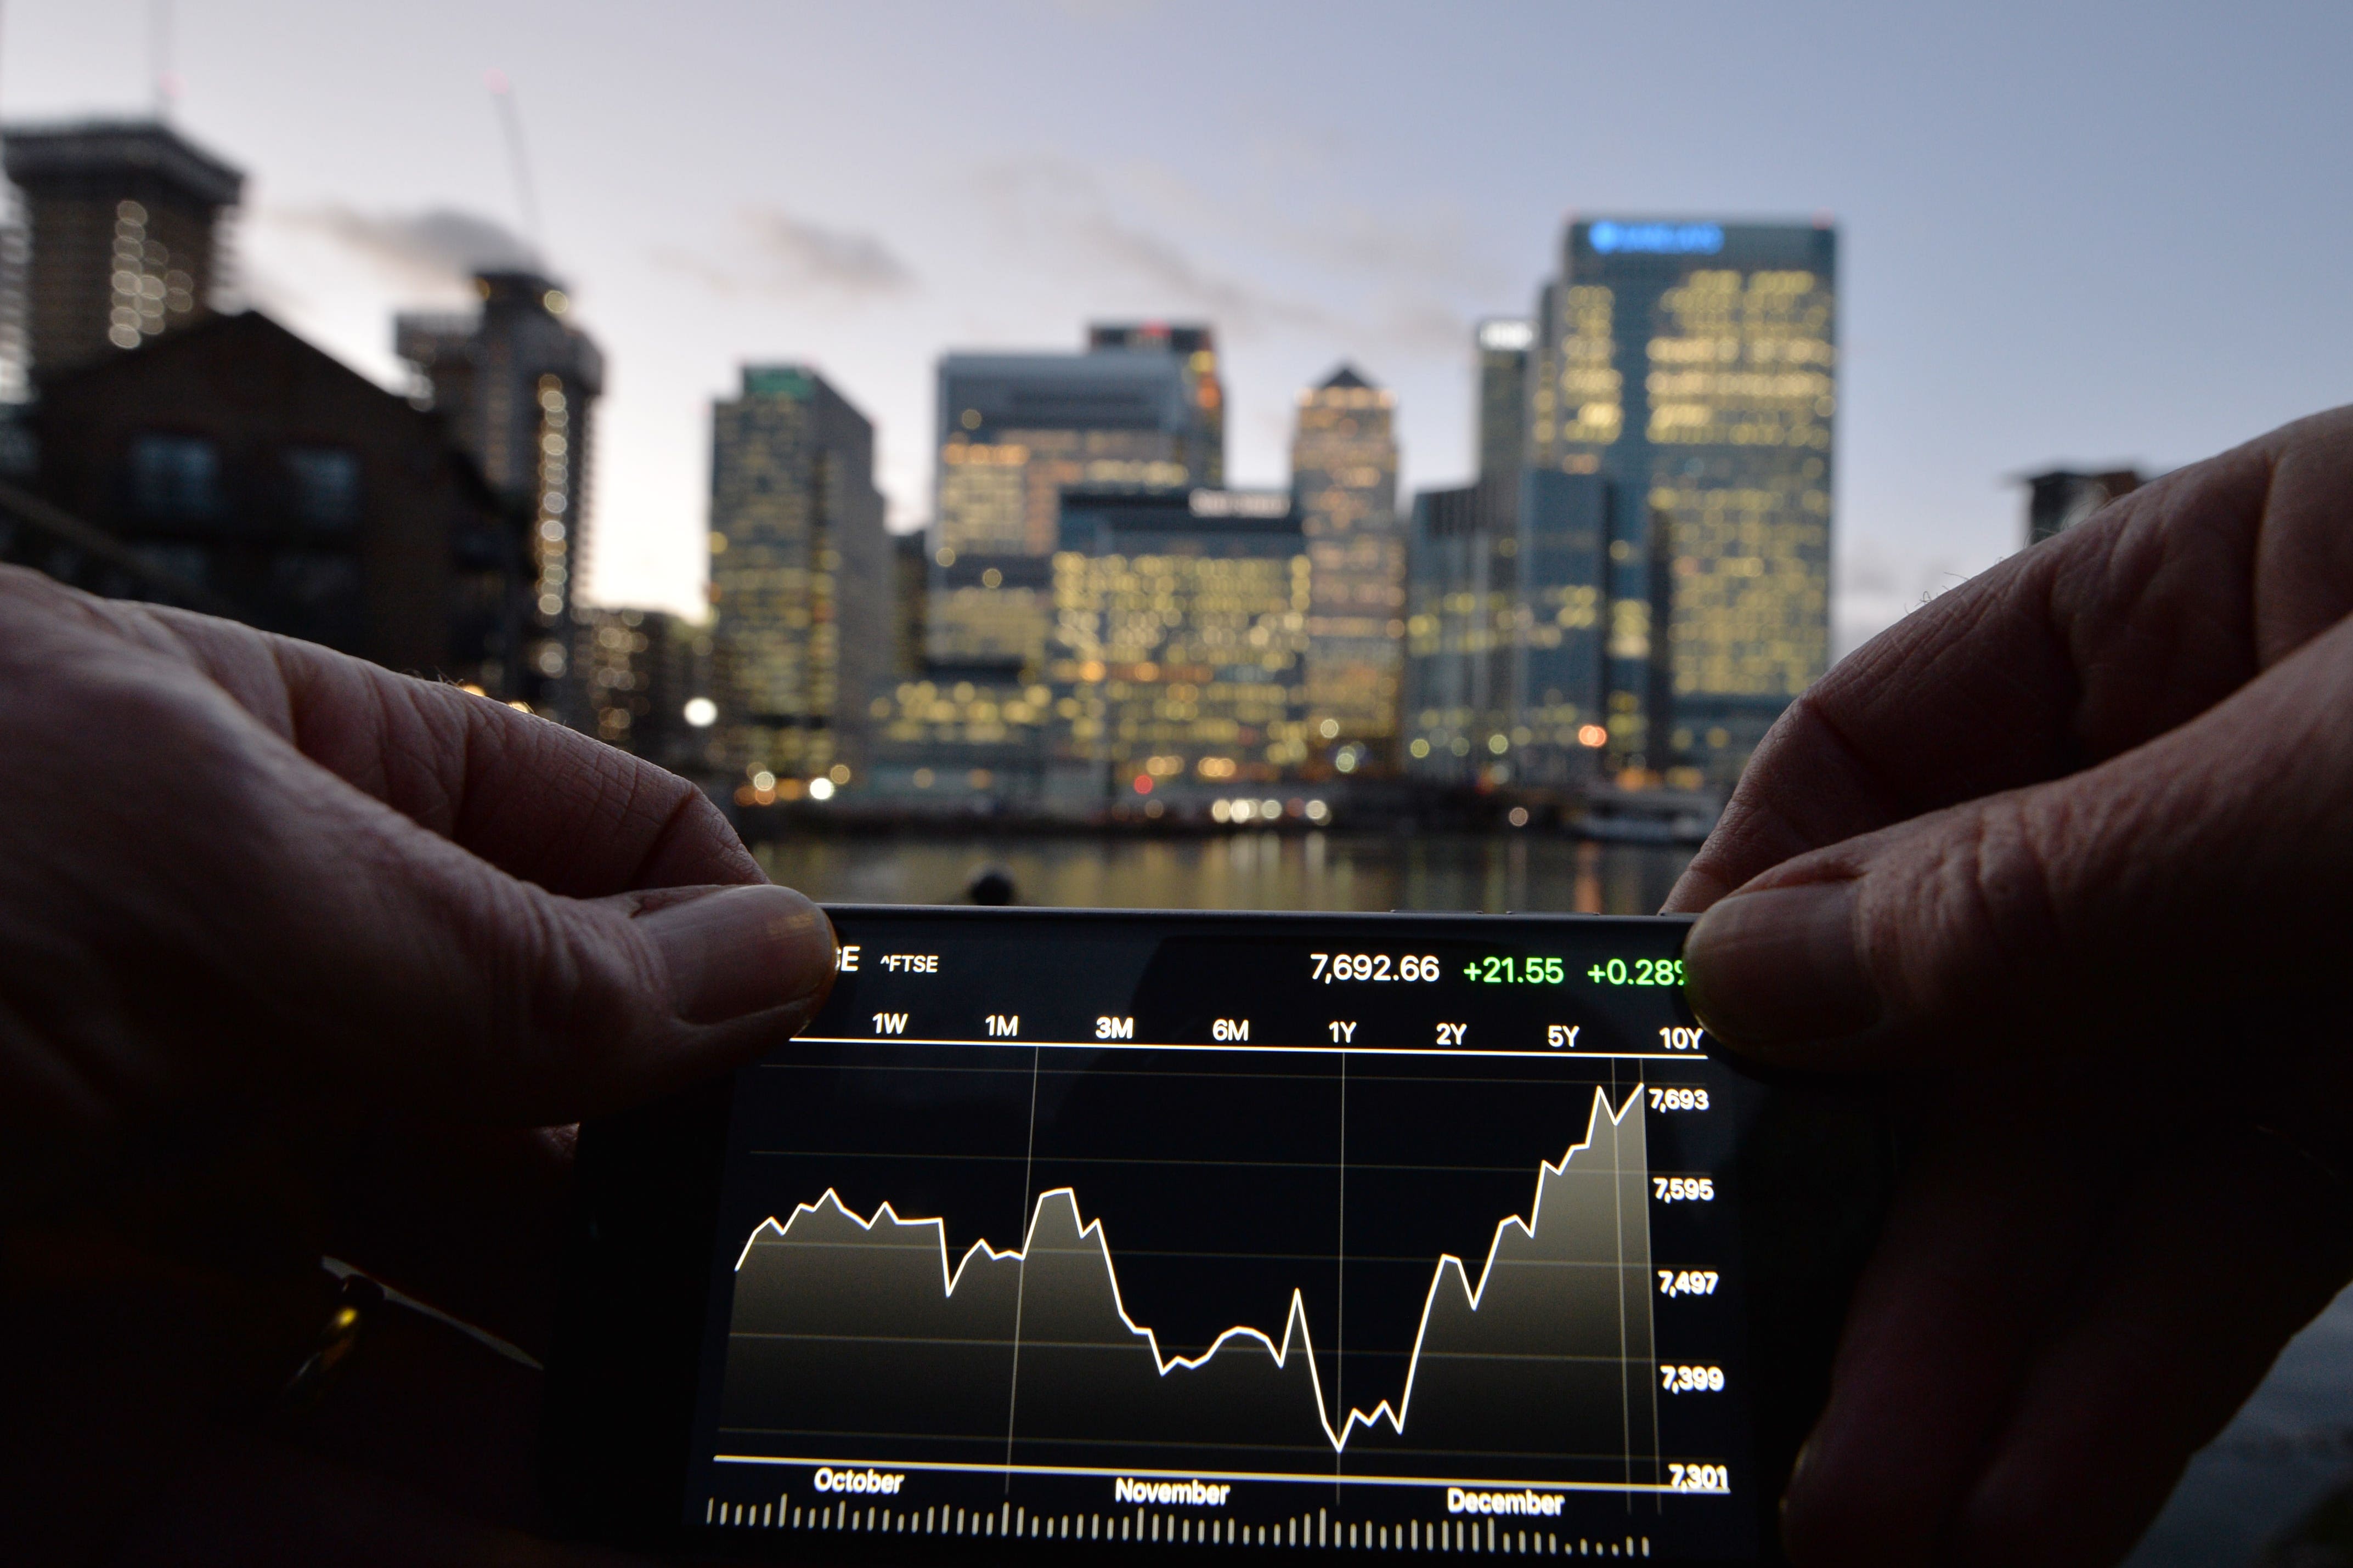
[1587,221,1724,256]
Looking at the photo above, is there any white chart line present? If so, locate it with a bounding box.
[733,1085,1646,1456]
[709,1452,1726,1495]
[796,1035,1690,1061]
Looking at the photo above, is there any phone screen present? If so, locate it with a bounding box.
[665,907,1770,1562]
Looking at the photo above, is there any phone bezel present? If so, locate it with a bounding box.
[544,906,1893,1566]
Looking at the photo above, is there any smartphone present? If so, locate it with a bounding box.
[546,907,1892,1566]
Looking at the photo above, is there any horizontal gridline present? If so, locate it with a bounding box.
[716,1428,1621,1462]
[795,1035,1690,1062]
[744,1150,1686,1176]
[728,1333,1652,1363]
[715,1432,1674,1468]
[758,1059,1683,1090]
[722,1243,1636,1266]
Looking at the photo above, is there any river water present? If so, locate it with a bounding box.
[754,830,1692,915]
[750,829,2353,1563]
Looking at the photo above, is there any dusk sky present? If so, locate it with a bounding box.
[6,1,2348,652]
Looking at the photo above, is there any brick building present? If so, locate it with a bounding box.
[30,310,528,688]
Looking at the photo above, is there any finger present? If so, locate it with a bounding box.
[1682,614,2353,1066]
[1776,1069,2139,1568]
[1,625,836,1214]
[284,827,838,1119]
[21,761,833,1137]
[140,598,761,897]
[1935,1123,2353,1567]
[232,819,836,1123]
[3,568,758,899]
[1669,404,2353,911]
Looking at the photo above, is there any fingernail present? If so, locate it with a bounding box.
[1684,880,1878,1052]
[639,885,836,1025]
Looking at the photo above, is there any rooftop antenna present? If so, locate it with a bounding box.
[150,0,178,118]
[483,69,544,264]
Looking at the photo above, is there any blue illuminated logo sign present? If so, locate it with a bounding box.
[1587,221,1724,256]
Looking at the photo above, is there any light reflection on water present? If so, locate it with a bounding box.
[754,831,1694,915]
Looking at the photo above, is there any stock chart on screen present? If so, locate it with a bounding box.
[685,909,1755,1560]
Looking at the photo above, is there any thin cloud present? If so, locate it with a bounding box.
[967,156,1492,380]
[1113,157,1509,299]
[1039,0,1157,18]
[1372,295,1475,360]
[648,248,737,296]
[1071,210,1338,336]
[264,205,539,291]
[973,157,1343,338]
[659,208,915,299]
[748,209,915,294]
[1290,203,1510,298]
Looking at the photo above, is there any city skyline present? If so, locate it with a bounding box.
[2,0,2348,661]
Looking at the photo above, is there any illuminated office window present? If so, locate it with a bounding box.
[1048,491,1310,786]
[1529,219,1836,784]
[1290,366,1401,758]
[928,335,1223,674]
[708,365,888,783]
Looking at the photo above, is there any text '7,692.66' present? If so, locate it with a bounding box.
[1310,953,1440,983]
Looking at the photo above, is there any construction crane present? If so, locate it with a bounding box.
[483,68,545,263]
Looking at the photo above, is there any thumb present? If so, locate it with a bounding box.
[148,754,843,1123]
[298,869,842,1123]
[1680,620,2353,1067]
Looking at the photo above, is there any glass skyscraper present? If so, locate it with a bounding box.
[1403,479,1509,783]
[1403,471,1606,790]
[869,327,1225,808]
[707,365,889,793]
[1475,318,1533,485]
[1087,321,1225,485]
[1290,365,1400,763]
[1049,488,1308,806]
[929,328,1223,669]
[397,271,605,715]
[1530,218,1835,785]
[1,120,242,383]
